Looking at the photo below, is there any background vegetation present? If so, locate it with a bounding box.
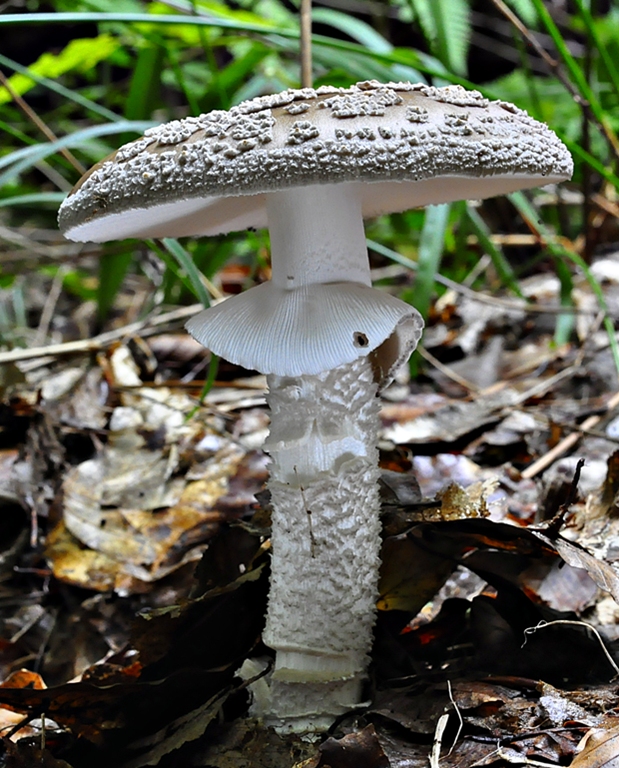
[1,0,618,374]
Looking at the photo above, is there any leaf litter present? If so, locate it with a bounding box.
[4,255,619,765]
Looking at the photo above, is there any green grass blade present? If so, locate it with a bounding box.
[158,238,212,307]
[199,353,219,401]
[564,136,619,189]
[571,0,619,97]
[528,0,619,156]
[464,204,523,298]
[0,53,122,122]
[0,121,156,187]
[552,254,575,346]
[0,11,288,34]
[311,8,393,53]
[97,251,133,322]
[410,203,451,321]
[151,243,202,302]
[125,43,164,121]
[367,239,418,273]
[0,192,66,208]
[0,12,466,86]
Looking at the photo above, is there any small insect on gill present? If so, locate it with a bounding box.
[353,331,369,348]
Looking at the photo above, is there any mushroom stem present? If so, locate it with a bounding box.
[186,180,422,730]
[261,354,381,732]
[251,184,386,731]
[266,183,371,289]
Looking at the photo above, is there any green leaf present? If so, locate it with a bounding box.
[0,53,121,122]
[0,35,120,105]
[504,0,538,27]
[433,0,470,76]
[311,8,393,54]
[158,238,212,308]
[408,0,470,76]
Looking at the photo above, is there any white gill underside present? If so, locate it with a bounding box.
[260,355,382,731]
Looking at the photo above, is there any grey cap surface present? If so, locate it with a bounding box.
[59,80,573,242]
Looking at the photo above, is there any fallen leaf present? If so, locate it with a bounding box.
[378,533,455,613]
[317,725,390,768]
[4,742,73,768]
[531,529,619,604]
[571,719,619,767]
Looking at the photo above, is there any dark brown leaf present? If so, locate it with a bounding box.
[317,725,390,768]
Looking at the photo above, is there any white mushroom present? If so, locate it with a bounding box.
[59,80,573,733]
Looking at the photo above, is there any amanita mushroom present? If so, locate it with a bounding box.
[58,80,573,732]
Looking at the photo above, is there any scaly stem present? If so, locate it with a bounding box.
[262,354,382,731]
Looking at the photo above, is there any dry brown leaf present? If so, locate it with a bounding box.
[382,393,507,444]
[572,720,619,767]
[56,402,252,589]
[45,521,148,593]
[438,479,495,520]
[530,530,619,604]
[0,669,47,742]
[316,725,390,768]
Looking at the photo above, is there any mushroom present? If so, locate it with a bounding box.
[58,80,573,733]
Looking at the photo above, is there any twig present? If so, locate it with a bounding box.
[430,712,449,768]
[367,241,592,315]
[490,0,576,100]
[521,390,619,478]
[446,680,463,757]
[300,0,313,87]
[34,265,68,346]
[523,620,619,679]
[534,457,584,537]
[417,347,480,392]
[510,365,577,405]
[0,304,202,365]
[0,69,85,175]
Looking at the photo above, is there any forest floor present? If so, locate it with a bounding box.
[2,245,619,766]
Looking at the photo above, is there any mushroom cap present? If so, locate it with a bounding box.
[59,80,573,242]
